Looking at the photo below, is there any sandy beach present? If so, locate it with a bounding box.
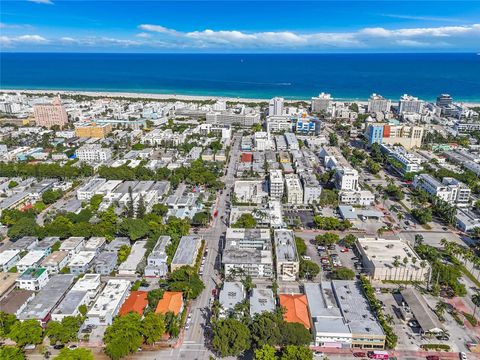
[1,88,479,107]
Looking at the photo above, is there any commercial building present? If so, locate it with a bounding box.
[400,288,443,334]
[356,237,430,282]
[455,209,480,232]
[368,93,391,113]
[305,282,352,348]
[219,282,245,318]
[16,267,49,291]
[155,291,184,316]
[75,122,113,138]
[269,169,284,200]
[171,235,202,272]
[340,190,375,206]
[67,251,96,275]
[33,97,68,129]
[366,123,424,149]
[334,167,359,191]
[119,291,149,316]
[285,174,303,205]
[332,280,385,349]
[85,279,130,326]
[18,274,75,326]
[16,250,46,273]
[40,251,69,274]
[250,288,275,316]
[223,228,273,278]
[145,236,171,278]
[234,180,268,204]
[75,144,112,163]
[380,144,423,174]
[279,294,310,329]
[274,229,299,281]
[311,92,332,113]
[118,241,147,276]
[0,249,21,272]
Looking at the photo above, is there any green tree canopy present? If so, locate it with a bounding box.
[46,316,83,345]
[168,266,205,300]
[280,322,311,346]
[250,312,282,348]
[331,267,356,280]
[104,313,143,360]
[232,213,257,228]
[0,346,25,360]
[212,318,251,357]
[315,232,340,246]
[0,311,18,338]
[255,344,277,360]
[141,313,165,344]
[280,345,313,360]
[299,260,320,280]
[8,319,43,347]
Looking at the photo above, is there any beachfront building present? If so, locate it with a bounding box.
[269,97,284,116]
[311,92,332,113]
[33,97,68,129]
[368,93,391,113]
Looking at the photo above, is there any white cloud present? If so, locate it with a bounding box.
[0,34,48,46]
[27,0,54,4]
[360,24,478,38]
[138,24,178,35]
[0,22,33,29]
[136,32,153,38]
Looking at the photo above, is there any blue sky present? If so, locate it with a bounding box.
[1,1,480,52]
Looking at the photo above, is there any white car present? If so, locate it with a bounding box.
[460,352,467,360]
[313,351,324,357]
[302,255,312,261]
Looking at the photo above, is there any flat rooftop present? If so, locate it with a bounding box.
[53,290,88,316]
[250,288,275,315]
[332,280,384,336]
[41,251,69,266]
[171,236,201,266]
[0,289,34,315]
[118,241,147,272]
[274,229,298,263]
[18,274,75,321]
[0,272,19,295]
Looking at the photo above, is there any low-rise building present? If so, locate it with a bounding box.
[219,282,245,318]
[335,167,359,191]
[279,293,310,329]
[119,291,149,316]
[0,272,19,298]
[155,291,184,316]
[8,236,39,251]
[75,122,112,138]
[85,279,130,326]
[18,274,75,326]
[83,237,107,253]
[71,274,101,304]
[52,289,90,321]
[234,180,268,204]
[67,251,96,275]
[171,236,202,272]
[145,236,171,278]
[34,237,60,255]
[340,190,375,206]
[118,241,147,275]
[356,237,430,282]
[40,251,69,274]
[250,288,275,316]
[16,250,46,273]
[301,173,322,204]
[93,252,118,275]
[60,237,85,254]
[274,229,299,281]
[75,144,112,163]
[16,267,49,291]
[0,249,21,272]
[0,289,35,317]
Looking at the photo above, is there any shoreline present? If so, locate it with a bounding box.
[1,88,480,107]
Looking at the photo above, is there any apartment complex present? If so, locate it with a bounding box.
[75,123,113,138]
[75,144,112,163]
[33,97,68,129]
[274,229,299,281]
[269,169,284,200]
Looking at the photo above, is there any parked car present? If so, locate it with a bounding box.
[53,345,64,350]
[302,255,312,261]
[426,356,440,360]
[459,352,467,360]
[340,248,349,253]
[354,352,366,358]
[313,351,324,357]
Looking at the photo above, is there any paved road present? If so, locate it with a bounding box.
[161,135,241,360]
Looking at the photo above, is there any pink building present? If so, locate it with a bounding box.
[34,97,68,129]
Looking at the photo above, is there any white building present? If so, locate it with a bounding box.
[145,236,171,278]
[399,94,424,114]
[266,116,292,133]
[60,237,85,255]
[16,267,49,291]
[16,250,46,273]
[413,174,471,206]
[0,249,21,272]
[301,173,322,204]
[75,144,112,163]
[118,241,147,276]
[269,170,284,200]
[334,167,359,191]
[85,279,130,326]
[274,229,299,281]
[40,251,70,274]
[71,273,102,304]
[269,97,284,116]
[284,132,299,150]
[357,237,430,282]
[67,251,96,275]
[234,180,268,204]
[340,190,375,206]
[368,93,391,113]
[285,174,303,205]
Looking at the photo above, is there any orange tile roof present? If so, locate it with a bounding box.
[155,291,184,316]
[279,294,310,329]
[119,291,148,316]
[240,153,253,163]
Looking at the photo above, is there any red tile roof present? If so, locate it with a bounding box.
[155,291,184,316]
[279,294,311,329]
[240,153,253,163]
[119,291,148,316]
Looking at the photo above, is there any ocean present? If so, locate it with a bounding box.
[1,52,479,101]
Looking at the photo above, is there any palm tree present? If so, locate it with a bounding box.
[472,293,480,317]
[385,314,395,325]
[435,301,447,317]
